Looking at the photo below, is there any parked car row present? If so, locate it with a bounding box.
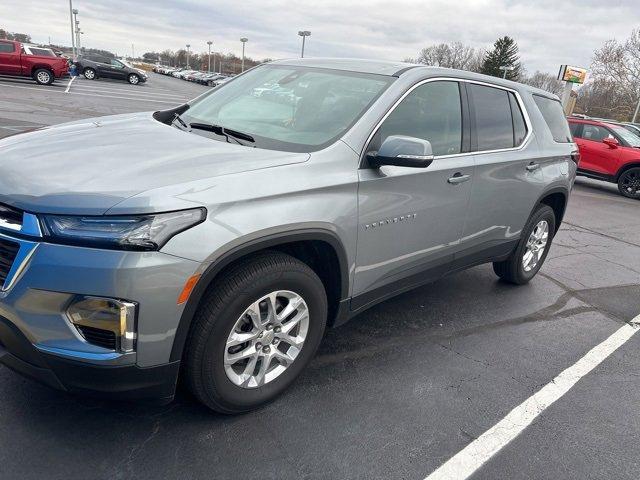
[153,65,231,87]
[568,115,640,199]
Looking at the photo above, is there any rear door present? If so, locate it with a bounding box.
[458,83,545,262]
[573,123,621,175]
[354,79,475,306]
[0,41,21,75]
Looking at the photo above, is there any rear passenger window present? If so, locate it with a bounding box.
[0,42,15,53]
[569,122,581,138]
[371,80,462,156]
[469,84,516,151]
[532,95,573,143]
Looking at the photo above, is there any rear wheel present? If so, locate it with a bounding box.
[184,252,327,413]
[128,73,140,85]
[617,168,640,199]
[493,204,556,284]
[83,67,96,80]
[33,68,54,85]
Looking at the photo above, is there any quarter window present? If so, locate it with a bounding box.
[509,92,528,146]
[532,95,573,143]
[370,81,462,156]
[0,42,15,53]
[469,84,516,151]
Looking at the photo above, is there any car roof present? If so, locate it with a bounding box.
[270,57,558,99]
[568,117,623,129]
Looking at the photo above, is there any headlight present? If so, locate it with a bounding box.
[41,208,206,251]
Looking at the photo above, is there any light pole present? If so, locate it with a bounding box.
[240,37,248,72]
[499,65,514,79]
[186,44,191,68]
[298,30,311,58]
[207,41,212,73]
[69,5,77,59]
[633,98,640,123]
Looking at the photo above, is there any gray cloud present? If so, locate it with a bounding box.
[1,0,638,73]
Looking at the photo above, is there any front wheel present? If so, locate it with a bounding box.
[617,168,640,199]
[128,73,140,85]
[33,68,54,85]
[493,204,556,285]
[184,252,327,413]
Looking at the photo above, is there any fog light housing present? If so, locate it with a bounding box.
[66,296,137,352]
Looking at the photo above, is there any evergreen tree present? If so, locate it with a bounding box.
[480,36,522,80]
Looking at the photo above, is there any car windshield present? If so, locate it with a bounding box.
[611,125,640,147]
[182,64,395,152]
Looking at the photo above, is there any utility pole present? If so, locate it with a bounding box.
[240,37,248,72]
[69,2,76,59]
[298,30,311,58]
[499,65,514,79]
[207,41,212,72]
[186,44,190,68]
[131,44,135,60]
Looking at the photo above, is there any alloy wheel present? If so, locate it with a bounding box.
[620,170,640,198]
[223,290,309,389]
[129,74,139,84]
[84,69,95,79]
[522,220,549,272]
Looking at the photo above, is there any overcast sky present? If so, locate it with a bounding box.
[2,0,638,74]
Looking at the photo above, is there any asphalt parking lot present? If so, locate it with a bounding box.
[1,73,639,480]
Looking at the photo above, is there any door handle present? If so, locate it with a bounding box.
[447,173,471,185]
[526,162,540,171]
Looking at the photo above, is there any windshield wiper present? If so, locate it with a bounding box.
[189,122,255,144]
[172,113,189,130]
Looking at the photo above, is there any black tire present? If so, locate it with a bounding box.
[83,67,96,80]
[207,80,214,87]
[617,167,640,199]
[33,68,54,85]
[184,251,328,414]
[493,204,556,285]
[128,73,140,85]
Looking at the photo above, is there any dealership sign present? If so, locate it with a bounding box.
[558,65,587,84]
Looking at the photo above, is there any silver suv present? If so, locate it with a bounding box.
[0,58,576,413]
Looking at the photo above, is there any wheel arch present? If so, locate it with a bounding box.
[615,162,640,182]
[169,229,350,362]
[30,65,53,76]
[536,186,569,234]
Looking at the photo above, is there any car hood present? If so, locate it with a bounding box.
[0,112,309,214]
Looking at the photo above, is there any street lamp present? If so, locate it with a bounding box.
[186,44,191,68]
[240,37,248,72]
[298,30,311,58]
[207,41,212,73]
[499,65,515,79]
[68,1,76,59]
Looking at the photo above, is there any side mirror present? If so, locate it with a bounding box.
[367,135,434,168]
[603,137,619,149]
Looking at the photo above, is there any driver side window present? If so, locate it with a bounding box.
[110,59,124,69]
[369,81,462,156]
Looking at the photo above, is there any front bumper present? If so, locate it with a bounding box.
[0,228,202,400]
[0,315,179,402]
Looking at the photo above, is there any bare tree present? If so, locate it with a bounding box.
[589,29,640,121]
[521,71,564,96]
[409,41,481,71]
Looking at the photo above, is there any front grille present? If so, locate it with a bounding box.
[76,325,116,350]
[0,238,20,287]
[0,203,23,230]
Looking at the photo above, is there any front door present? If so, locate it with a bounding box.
[575,124,620,175]
[354,80,474,308]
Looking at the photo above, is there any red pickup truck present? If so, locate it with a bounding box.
[0,39,68,85]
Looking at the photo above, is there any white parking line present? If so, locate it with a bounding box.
[64,75,76,93]
[424,313,640,480]
[72,83,190,99]
[0,82,180,105]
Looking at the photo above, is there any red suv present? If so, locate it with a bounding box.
[568,118,640,199]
